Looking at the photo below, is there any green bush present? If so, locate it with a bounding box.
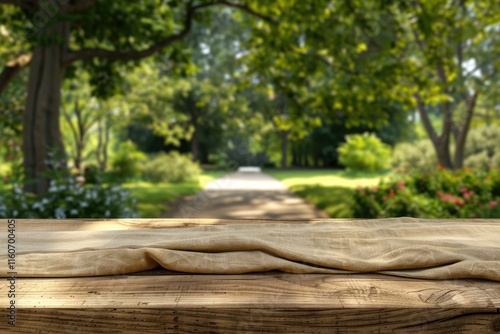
[465,126,500,169]
[111,141,147,180]
[142,151,201,183]
[353,167,500,218]
[392,139,437,173]
[0,178,139,219]
[0,158,139,218]
[337,133,391,172]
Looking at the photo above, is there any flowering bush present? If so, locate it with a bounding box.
[0,165,139,218]
[353,167,500,218]
[34,176,139,218]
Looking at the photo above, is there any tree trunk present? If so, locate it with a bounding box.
[434,136,454,169]
[23,22,69,195]
[414,93,454,169]
[280,131,288,169]
[453,92,478,169]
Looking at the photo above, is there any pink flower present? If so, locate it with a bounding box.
[443,193,453,201]
[489,201,499,209]
[463,192,471,200]
[397,181,405,190]
[460,186,468,193]
[373,187,379,193]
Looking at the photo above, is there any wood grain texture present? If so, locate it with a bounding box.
[1,273,499,309]
[13,217,500,232]
[1,308,499,333]
[12,218,324,232]
[2,218,499,333]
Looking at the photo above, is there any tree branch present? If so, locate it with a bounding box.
[413,92,438,143]
[0,53,31,96]
[217,0,274,22]
[63,1,272,66]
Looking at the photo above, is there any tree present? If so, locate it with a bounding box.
[241,0,500,169]
[395,0,500,169]
[0,0,273,195]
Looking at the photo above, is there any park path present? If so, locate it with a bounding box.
[165,171,327,219]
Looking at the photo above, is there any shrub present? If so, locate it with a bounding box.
[111,141,147,180]
[465,126,500,169]
[83,164,100,184]
[353,168,500,218]
[142,151,201,183]
[0,161,139,218]
[392,139,437,174]
[337,133,391,172]
[0,177,139,219]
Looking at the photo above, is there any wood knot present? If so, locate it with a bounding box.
[492,317,500,332]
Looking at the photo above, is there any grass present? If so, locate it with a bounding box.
[124,172,217,218]
[267,169,389,218]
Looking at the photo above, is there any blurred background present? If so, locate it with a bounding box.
[0,0,499,219]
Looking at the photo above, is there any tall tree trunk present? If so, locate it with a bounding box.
[23,22,69,195]
[280,131,288,169]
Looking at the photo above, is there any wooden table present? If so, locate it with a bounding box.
[1,219,500,333]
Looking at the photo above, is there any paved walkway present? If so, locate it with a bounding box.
[165,171,327,219]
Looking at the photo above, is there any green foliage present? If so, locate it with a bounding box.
[353,168,500,218]
[83,165,100,184]
[392,139,438,174]
[337,133,391,172]
[142,151,200,183]
[111,141,147,180]
[124,178,206,217]
[464,126,500,169]
[0,178,138,219]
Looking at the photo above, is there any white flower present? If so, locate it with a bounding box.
[104,210,110,217]
[70,209,78,216]
[80,201,88,208]
[12,210,18,217]
[54,207,66,219]
[42,198,49,205]
[66,196,74,201]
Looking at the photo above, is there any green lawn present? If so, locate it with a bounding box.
[266,169,389,218]
[124,172,217,217]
